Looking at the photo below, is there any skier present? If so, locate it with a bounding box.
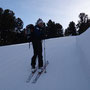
[29,19,44,73]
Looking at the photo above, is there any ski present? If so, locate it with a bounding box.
[32,61,49,84]
[26,68,37,83]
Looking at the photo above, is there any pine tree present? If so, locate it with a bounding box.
[77,13,90,34]
[65,21,77,36]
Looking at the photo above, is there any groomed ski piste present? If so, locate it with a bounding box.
[0,28,90,90]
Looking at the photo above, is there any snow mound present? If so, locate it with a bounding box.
[0,27,90,90]
[76,27,90,82]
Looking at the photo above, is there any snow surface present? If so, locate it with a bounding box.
[0,28,90,90]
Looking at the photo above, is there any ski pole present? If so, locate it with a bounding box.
[44,39,47,73]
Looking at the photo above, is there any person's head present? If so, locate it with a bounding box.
[29,24,34,32]
[36,18,44,28]
[26,24,34,33]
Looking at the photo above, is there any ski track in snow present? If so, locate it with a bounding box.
[0,28,90,90]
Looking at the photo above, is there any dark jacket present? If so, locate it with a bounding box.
[30,25,44,42]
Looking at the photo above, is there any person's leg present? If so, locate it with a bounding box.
[38,41,43,68]
[31,54,37,68]
[31,42,38,68]
[38,54,43,68]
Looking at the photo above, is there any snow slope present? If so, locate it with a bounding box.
[0,28,90,90]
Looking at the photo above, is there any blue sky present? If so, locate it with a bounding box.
[0,0,90,29]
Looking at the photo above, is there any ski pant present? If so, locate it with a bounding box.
[31,40,43,68]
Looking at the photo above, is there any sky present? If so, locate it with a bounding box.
[0,0,90,29]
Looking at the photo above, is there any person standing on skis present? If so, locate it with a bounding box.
[29,19,44,73]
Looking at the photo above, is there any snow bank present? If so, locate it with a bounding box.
[76,27,90,81]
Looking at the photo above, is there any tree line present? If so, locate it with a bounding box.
[0,7,90,46]
[65,13,90,36]
[0,8,25,45]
